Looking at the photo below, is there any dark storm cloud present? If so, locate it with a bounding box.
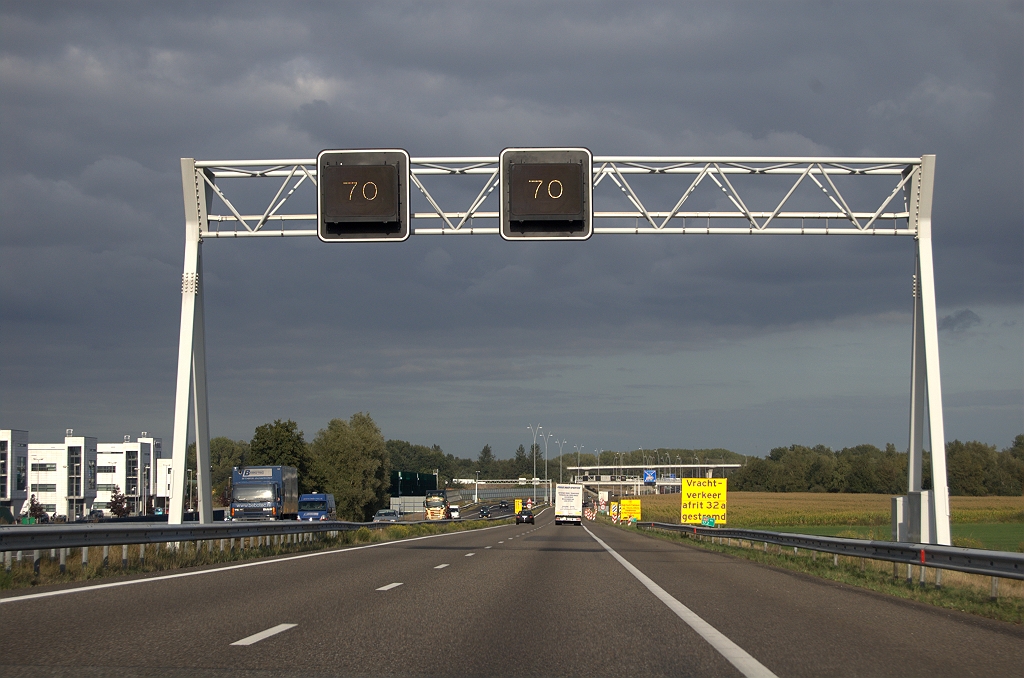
[1,1,1020,455]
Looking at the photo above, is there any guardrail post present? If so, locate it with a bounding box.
[140,543,146,566]
[833,553,838,567]
[935,568,942,589]
[4,551,10,572]
[121,545,128,569]
[103,545,109,568]
[59,548,66,574]
[50,548,56,561]
[906,564,912,585]
[919,565,926,587]
[220,539,225,552]
[230,537,235,551]
[16,550,23,565]
[82,546,88,568]
[990,577,999,600]
[33,549,40,574]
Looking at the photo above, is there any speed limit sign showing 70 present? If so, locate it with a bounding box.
[500,147,593,241]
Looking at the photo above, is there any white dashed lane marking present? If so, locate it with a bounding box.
[434,564,449,569]
[465,553,475,557]
[376,582,403,591]
[230,623,297,646]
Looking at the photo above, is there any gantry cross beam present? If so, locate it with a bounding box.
[173,154,949,544]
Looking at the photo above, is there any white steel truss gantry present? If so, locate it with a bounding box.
[173,154,950,544]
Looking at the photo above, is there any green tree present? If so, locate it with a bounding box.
[308,413,390,521]
[27,494,46,520]
[477,444,495,475]
[947,440,994,496]
[250,420,314,492]
[211,437,249,502]
[108,485,130,518]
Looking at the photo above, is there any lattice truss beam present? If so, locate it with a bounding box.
[193,156,922,238]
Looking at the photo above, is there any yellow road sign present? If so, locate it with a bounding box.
[680,478,727,525]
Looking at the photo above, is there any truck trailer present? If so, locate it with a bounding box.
[554,483,584,525]
[230,466,298,521]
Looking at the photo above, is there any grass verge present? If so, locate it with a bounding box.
[608,519,1024,625]
[0,518,509,592]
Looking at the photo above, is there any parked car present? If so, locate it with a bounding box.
[479,506,491,518]
[515,509,534,525]
[372,509,400,523]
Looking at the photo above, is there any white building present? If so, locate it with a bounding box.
[95,433,162,515]
[1,429,29,519]
[26,430,98,520]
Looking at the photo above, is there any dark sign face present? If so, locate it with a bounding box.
[509,163,584,219]
[320,164,399,221]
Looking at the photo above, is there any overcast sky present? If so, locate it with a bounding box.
[2,1,1021,462]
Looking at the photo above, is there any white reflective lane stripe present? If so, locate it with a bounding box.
[465,553,475,557]
[376,582,403,591]
[434,564,449,569]
[230,623,297,646]
[0,523,509,605]
[585,526,777,678]
[485,546,492,549]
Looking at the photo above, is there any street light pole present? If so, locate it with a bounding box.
[539,430,553,503]
[527,424,541,503]
[475,470,480,504]
[555,438,568,483]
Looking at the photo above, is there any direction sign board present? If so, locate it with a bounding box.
[680,478,727,525]
[643,469,657,485]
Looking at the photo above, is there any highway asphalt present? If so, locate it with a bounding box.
[1,509,1022,677]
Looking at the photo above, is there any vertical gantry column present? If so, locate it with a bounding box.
[170,159,214,525]
[906,155,951,545]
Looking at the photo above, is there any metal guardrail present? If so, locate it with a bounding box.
[638,522,1024,581]
[0,515,511,552]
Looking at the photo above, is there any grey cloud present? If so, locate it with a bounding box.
[938,309,983,333]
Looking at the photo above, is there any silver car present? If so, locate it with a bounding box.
[372,509,400,523]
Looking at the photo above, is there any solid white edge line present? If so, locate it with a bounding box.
[376,582,403,591]
[1,522,511,605]
[230,623,297,646]
[584,525,777,678]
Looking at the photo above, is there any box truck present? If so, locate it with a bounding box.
[554,483,584,525]
[229,466,298,520]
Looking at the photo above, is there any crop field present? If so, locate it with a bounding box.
[630,492,1024,551]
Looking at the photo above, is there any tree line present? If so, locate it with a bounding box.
[730,436,1024,496]
[193,416,1023,522]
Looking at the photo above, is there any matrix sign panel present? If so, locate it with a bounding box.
[317,149,410,242]
[680,478,727,525]
[500,147,593,240]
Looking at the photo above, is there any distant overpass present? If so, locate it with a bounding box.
[568,463,741,495]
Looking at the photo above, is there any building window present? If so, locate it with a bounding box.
[68,446,82,497]
[96,466,118,474]
[0,448,7,499]
[16,456,26,491]
[92,502,109,510]
[96,484,119,492]
[30,483,57,493]
[88,459,96,491]
[127,450,139,495]
[41,504,57,513]
[31,463,57,472]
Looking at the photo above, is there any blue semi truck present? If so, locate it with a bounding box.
[229,466,299,521]
[297,493,337,521]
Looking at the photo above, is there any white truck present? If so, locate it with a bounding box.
[554,483,584,525]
